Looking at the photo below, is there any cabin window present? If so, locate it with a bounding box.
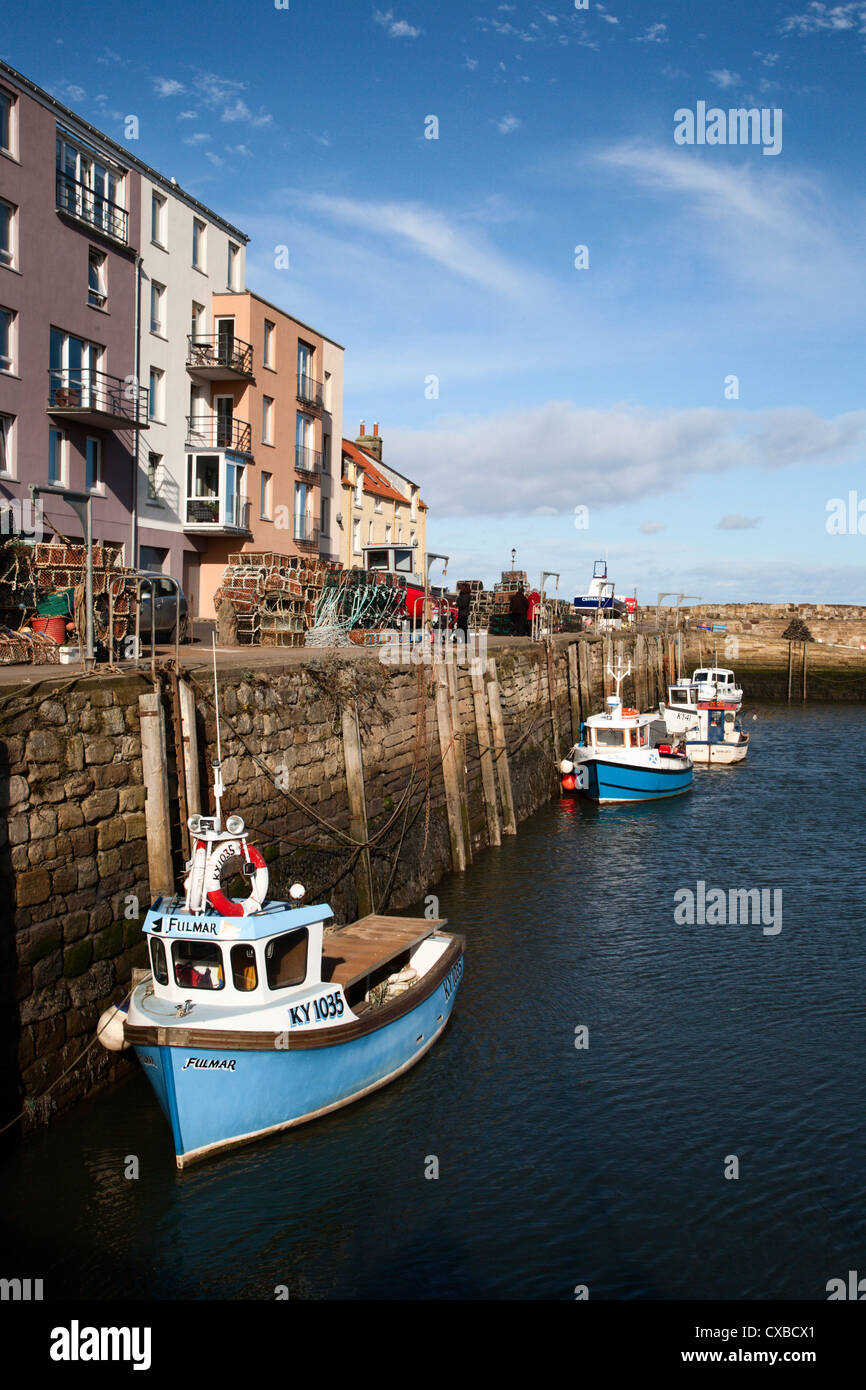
[672,690,688,704]
[638,727,649,747]
[593,727,626,748]
[172,941,225,990]
[694,671,707,682]
[231,943,258,992]
[265,929,308,989]
[150,936,168,986]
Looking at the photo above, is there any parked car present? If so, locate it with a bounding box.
[137,575,190,644]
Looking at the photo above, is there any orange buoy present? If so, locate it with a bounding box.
[561,774,576,791]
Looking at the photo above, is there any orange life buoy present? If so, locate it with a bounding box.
[200,838,269,917]
[621,707,639,717]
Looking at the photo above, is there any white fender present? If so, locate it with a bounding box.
[97,1003,130,1052]
[202,838,269,917]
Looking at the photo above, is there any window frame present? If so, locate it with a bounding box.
[148,366,164,422]
[0,88,16,158]
[146,452,164,506]
[48,427,67,487]
[260,469,272,520]
[87,247,107,308]
[0,305,15,373]
[151,190,167,247]
[0,412,15,477]
[262,394,274,445]
[150,280,165,336]
[85,436,103,493]
[227,241,239,290]
[0,197,16,270]
[263,319,275,368]
[192,217,206,270]
[264,928,309,991]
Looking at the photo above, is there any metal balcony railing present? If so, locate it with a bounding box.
[294,445,322,477]
[185,415,252,455]
[55,168,128,244]
[297,372,323,407]
[186,333,254,377]
[294,518,320,546]
[185,496,251,531]
[47,368,148,425]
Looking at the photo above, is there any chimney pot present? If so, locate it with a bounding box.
[359,420,365,435]
[373,422,379,437]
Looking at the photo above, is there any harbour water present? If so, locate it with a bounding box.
[2,702,864,1300]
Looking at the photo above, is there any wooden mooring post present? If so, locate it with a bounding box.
[435,668,467,871]
[567,641,581,742]
[446,662,472,864]
[139,691,174,897]
[470,666,501,847]
[486,658,517,836]
[178,677,202,822]
[341,701,375,916]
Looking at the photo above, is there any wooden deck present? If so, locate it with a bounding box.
[321,915,447,990]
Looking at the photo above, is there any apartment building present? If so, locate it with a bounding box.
[187,290,345,617]
[0,65,147,554]
[340,422,427,572]
[319,337,343,564]
[137,170,248,614]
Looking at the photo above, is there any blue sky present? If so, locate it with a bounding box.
[5,0,866,601]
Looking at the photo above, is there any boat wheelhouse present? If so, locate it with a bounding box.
[572,560,626,620]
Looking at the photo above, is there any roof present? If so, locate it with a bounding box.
[341,439,427,509]
[215,289,345,351]
[0,59,249,242]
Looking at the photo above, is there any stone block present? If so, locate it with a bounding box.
[82,790,118,823]
[16,869,51,907]
[97,819,125,851]
[63,939,93,978]
[84,737,116,766]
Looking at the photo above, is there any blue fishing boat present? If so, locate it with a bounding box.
[560,659,693,804]
[98,647,464,1168]
[572,559,626,619]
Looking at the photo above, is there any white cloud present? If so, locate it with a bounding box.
[640,521,666,534]
[465,57,479,70]
[718,514,761,529]
[299,191,540,300]
[154,77,185,97]
[382,402,866,517]
[373,9,421,38]
[497,113,522,134]
[634,22,667,42]
[178,110,198,120]
[204,151,223,166]
[183,133,210,145]
[221,98,272,126]
[707,68,741,88]
[782,3,866,35]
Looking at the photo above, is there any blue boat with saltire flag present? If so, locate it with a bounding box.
[97,646,464,1168]
[559,659,693,804]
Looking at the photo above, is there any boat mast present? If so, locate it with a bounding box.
[211,633,225,833]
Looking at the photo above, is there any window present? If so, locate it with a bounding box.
[263,319,275,367]
[172,940,224,991]
[85,437,102,491]
[88,248,106,307]
[151,191,166,245]
[148,367,164,421]
[262,395,274,444]
[149,937,168,986]
[393,548,414,573]
[367,519,373,544]
[146,453,163,505]
[0,306,14,372]
[140,544,167,571]
[150,281,165,335]
[231,944,258,992]
[374,497,382,514]
[0,413,14,476]
[320,495,329,537]
[0,199,15,268]
[191,301,205,340]
[260,470,272,519]
[0,89,13,156]
[385,523,392,544]
[192,218,205,269]
[49,327,102,405]
[265,929,308,989]
[56,134,126,242]
[227,241,239,289]
[323,369,331,410]
[352,518,360,553]
[410,487,418,519]
[593,727,626,748]
[397,524,403,542]
[48,428,66,485]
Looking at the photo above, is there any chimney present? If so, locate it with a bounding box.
[355,417,383,462]
[358,420,365,436]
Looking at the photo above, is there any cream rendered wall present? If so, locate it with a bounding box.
[136,176,246,604]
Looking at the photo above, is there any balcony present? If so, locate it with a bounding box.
[186,415,252,456]
[47,368,149,430]
[297,372,323,409]
[295,445,323,478]
[55,168,128,245]
[294,517,320,548]
[186,333,254,381]
[185,494,252,534]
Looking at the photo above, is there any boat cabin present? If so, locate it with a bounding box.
[143,899,332,1009]
[584,698,655,750]
[692,667,738,691]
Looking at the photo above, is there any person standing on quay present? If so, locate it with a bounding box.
[509,585,529,636]
[456,582,471,639]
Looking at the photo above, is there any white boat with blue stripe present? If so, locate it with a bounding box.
[559,659,693,804]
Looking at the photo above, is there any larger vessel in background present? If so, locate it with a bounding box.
[572,559,627,620]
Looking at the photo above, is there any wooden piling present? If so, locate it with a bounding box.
[445,662,472,864]
[802,641,807,702]
[544,641,561,761]
[471,666,501,847]
[139,691,174,898]
[178,676,201,820]
[787,642,793,703]
[567,641,581,742]
[341,702,375,916]
[486,658,517,836]
[578,638,593,720]
[435,668,467,870]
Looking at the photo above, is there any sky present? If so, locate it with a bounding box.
[4,0,866,602]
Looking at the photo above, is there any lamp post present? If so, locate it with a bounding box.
[511,547,516,573]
